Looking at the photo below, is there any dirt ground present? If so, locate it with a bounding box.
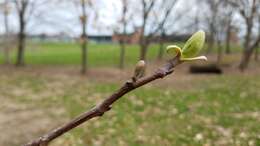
[0,97,66,146]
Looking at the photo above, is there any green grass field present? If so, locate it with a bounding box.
[0,41,245,68]
[0,42,259,146]
[0,42,168,67]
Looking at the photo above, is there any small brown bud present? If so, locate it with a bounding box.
[133,60,146,81]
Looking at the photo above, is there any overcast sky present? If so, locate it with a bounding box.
[0,0,250,38]
[0,0,119,36]
[0,0,201,36]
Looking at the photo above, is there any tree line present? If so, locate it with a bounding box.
[0,0,259,73]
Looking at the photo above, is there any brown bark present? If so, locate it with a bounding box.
[238,0,259,70]
[23,56,182,146]
[139,0,176,61]
[139,0,150,61]
[16,30,26,66]
[80,1,88,74]
[217,40,222,64]
[3,0,10,64]
[119,41,126,69]
[254,47,258,61]
[119,0,127,69]
[239,37,260,71]
[225,17,232,54]
[15,0,28,66]
[256,16,260,61]
[157,33,164,60]
[81,35,87,74]
[16,9,26,66]
[205,0,220,54]
[140,42,148,60]
[207,21,215,54]
[239,49,253,71]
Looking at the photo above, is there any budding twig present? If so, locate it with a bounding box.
[23,57,181,146]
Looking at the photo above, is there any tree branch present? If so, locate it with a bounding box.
[150,0,179,37]
[249,36,260,51]
[23,57,182,146]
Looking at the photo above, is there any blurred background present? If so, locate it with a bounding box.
[0,0,259,146]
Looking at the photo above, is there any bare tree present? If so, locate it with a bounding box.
[14,0,30,66]
[214,0,236,63]
[230,0,260,70]
[14,0,43,66]
[72,0,93,74]
[139,0,155,60]
[12,0,57,66]
[118,0,128,69]
[157,1,186,60]
[201,0,222,54]
[255,15,260,61]
[79,0,90,74]
[222,0,234,54]
[215,20,224,64]
[224,12,233,54]
[157,28,166,60]
[0,0,11,64]
[139,0,179,60]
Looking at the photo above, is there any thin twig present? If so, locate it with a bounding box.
[23,57,182,146]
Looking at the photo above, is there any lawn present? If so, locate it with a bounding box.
[0,42,167,67]
[0,41,246,68]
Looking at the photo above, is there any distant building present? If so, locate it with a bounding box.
[28,33,113,43]
[88,35,112,43]
[112,28,142,44]
[28,32,74,42]
[159,34,192,42]
[112,28,194,44]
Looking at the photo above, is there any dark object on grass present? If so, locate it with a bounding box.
[189,64,222,74]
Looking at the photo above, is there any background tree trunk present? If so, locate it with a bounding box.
[119,0,127,69]
[157,39,164,60]
[238,8,253,71]
[239,37,260,70]
[140,42,148,60]
[139,25,148,60]
[139,0,155,61]
[225,20,232,54]
[15,0,29,67]
[217,40,222,64]
[207,35,215,54]
[139,0,176,61]
[206,26,215,54]
[3,0,10,64]
[157,31,165,60]
[80,2,88,74]
[16,12,26,66]
[256,16,260,61]
[239,48,253,71]
[81,35,87,74]
[119,41,126,69]
[255,47,258,61]
[238,21,253,70]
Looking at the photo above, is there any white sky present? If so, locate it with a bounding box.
[0,0,251,38]
[0,0,126,36]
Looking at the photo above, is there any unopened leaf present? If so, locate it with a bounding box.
[182,30,205,58]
